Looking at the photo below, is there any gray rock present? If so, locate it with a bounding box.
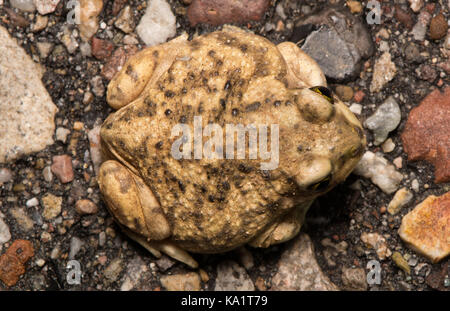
[404,42,421,63]
[104,258,124,283]
[10,208,34,232]
[370,52,397,93]
[271,233,339,290]
[301,27,356,81]
[0,168,13,185]
[10,0,36,12]
[90,76,105,97]
[120,256,150,291]
[0,26,57,163]
[36,41,54,59]
[364,96,401,145]
[56,127,71,143]
[296,6,374,81]
[341,267,367,291]
[59,25,79,54]
[69,237,84,259]
[215,260,255,291]
[0,217,11,245]
[155,255,176,272]
[411,11,431,41]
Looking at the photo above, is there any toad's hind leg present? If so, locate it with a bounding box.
[248,200,313,248]
[98,160,198,268]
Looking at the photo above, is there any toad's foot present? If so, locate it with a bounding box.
[248,200,313,248]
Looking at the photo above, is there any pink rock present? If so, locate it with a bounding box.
[51,154,74,183]
[34,0,60,15]
[187,0,270,26]
[91,37,114,60]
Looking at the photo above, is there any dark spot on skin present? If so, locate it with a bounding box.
[232,108,239,116]
[208,195,215,202]
[238,164,252,173]
[133,218,142,231]
[165,109,172,116]
[125,65,138,82]
[153,50,159,58]
[297,145,303,152]
[182,87,187,94]
[240,44,248,52]
[285,101,292,106]
[265,98,271,104]
[165,90,175,98]
[178,180,186,192]
[221,181,230,191]
[224,80,231,90]
[151,207,163,214]
[118,176,132,194]
[220,99,226,109]
[200,186,207,194]
[208,50,216,57]
[155,141,163,149]
[274,100,281,107]
[260,170,271,180]
[198,102,204,113]
[245,101,261,112]
[179,115,187,123]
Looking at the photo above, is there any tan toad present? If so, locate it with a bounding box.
[98,28,366,268]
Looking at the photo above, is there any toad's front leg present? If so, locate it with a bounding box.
[98,160,198,268]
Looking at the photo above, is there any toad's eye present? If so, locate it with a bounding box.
[309,86,334,104]
[307,175,331,192]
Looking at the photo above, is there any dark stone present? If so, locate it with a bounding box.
[294,6,374,82]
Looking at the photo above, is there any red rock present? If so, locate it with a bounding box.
[425,3,436,14]
[91,37,114,60]
[51,154,74,183]
[101,45,139,80]
[353,90,365,103]
[401,86,450,183]
[187,0,270,26]
[0,240,34,287]
[398,192,450,263]
[75,199,99,215]
[394,5,413,30]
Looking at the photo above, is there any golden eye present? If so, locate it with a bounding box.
[307,175,331,192]
[309,86,334,104]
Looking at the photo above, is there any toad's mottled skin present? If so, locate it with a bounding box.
[98,28,366,268]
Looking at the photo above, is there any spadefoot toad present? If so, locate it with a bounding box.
[98,28,365,268]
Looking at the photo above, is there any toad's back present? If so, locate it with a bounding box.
[100,31,310,253]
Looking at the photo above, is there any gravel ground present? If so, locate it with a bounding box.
[0,0,449,291]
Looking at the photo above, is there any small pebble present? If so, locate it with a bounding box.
[429,13,448,40]
[75,199,98,215]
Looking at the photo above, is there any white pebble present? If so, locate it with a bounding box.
[354,151,403,194]
[136,0,176,47]
[26,197,39,207]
